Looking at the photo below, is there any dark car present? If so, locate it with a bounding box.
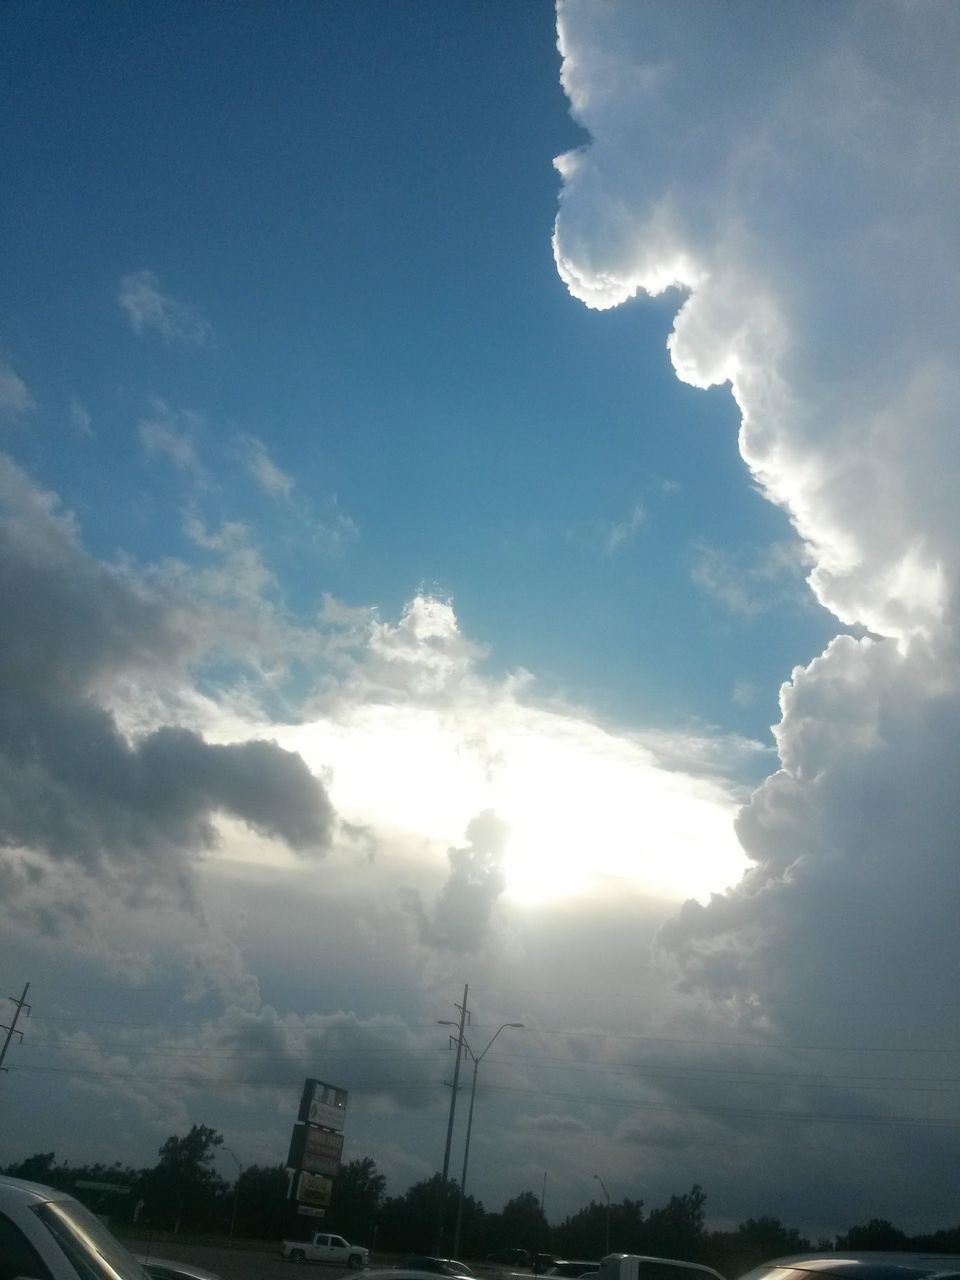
[546,1264,601,1278]
[739,1256,960,1280]
[489,1252,534,1269]
[402,1259,474,1277]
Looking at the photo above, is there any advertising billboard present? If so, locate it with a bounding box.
[297,1078,348,1132]
[297,1170,333,1209]
[287,1122,344,1176]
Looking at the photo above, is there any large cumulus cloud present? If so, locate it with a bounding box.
[553,0,960,1229]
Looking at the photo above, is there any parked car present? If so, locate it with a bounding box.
[546,1264,601,1278]
[738,1256,960,1280]
[0,1174,149,1280]
[599,1257,725,1280]
[601,1254,721,1280]
[363,1270,473,1280]
[400,1259,474,1276]
[488,1251,535,1269]
[137,1257,225,1280]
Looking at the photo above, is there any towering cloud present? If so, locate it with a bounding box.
[553,0,960,1068]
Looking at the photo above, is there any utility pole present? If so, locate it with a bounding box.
[436,984,469,1252]
[0,983,30,1074]
[594,1174,611,1256]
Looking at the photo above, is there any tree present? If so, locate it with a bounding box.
[233,1164,289,1240]
[497,1190,550,1254]
[706,1216,810,1276]
[837,1219,907,1250]
[2,1153,62,1186]
[140,1124,227,1233]
[640,1185,707,1260]
[554,1200,609,1259]
[329,1157,386,1244]
[379,1173,452,1254]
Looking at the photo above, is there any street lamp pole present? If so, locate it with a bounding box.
[594,1174,610,1256]
[224,1147,242,1238]
[452,1022,524,1258]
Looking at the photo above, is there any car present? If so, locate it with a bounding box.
[546,1264,601,1278]
[0,1173,149,1280]
[363,1271,474,1280]
[738,1256,960,1280]
[488,1251,535,1269]
[137,1257,225,1280]
[400,1260,474,1276]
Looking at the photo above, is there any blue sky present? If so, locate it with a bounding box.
[2,0,959,1241]
[2,0,834,746]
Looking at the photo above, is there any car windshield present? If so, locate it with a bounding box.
[34,1199,149,1280]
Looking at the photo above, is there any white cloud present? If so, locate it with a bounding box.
[690,539,810,616]
[0,457,760,1221]
[119,269,213,347]
[554,1,960,646]
[138,403,206,477]
[240,434,295,500]
[731,679,759,707]
[553,0,960,1230]
[0,358,34,419]
[604,501,646,556]
[69,397,94,439]
[236,432,359,557]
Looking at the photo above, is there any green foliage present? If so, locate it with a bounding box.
[233,1163,289,1240]
[378,1172,450,1253]
[329,1157,386,1244]
[640,1185,707,1260]
[836,1219,908,1250]
[554,1196,645,1259]
[139,1123,227,1234]
[2,1152,62,1186]
[499,1190,550,1252]
[705,1215,811,1275]
[12,1137,960,1263]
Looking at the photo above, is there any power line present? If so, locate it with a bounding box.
[7,1063,960,1132]
[30,1008,960,1055]
[16,1036,960,1097]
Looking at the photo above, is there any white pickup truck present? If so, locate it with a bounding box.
[281,1230,369,1268]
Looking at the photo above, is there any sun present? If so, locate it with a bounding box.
[275,699,750,908]
[487,718,749,905]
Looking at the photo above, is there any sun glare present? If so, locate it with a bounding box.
[281,702,749,907]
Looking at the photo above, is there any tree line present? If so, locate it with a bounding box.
[5,1126,960,1276]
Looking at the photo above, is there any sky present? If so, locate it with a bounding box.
[1,0,959,1245]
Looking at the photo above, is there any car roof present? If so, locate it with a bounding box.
[366,1271,474,1280]
[404,1259,471,1269]
[138,1261,223,1280]
[750,1256,960,1280]
[0,1175,75,1205]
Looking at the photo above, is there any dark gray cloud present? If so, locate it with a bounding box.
[403,809,509,951]
[0,455,334,903]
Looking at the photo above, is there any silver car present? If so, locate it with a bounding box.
[0,1175,149,1280]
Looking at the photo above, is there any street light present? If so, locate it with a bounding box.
[452,1022,524,1257]
[223,1146,242,1238]
[594,1174,610,1256]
